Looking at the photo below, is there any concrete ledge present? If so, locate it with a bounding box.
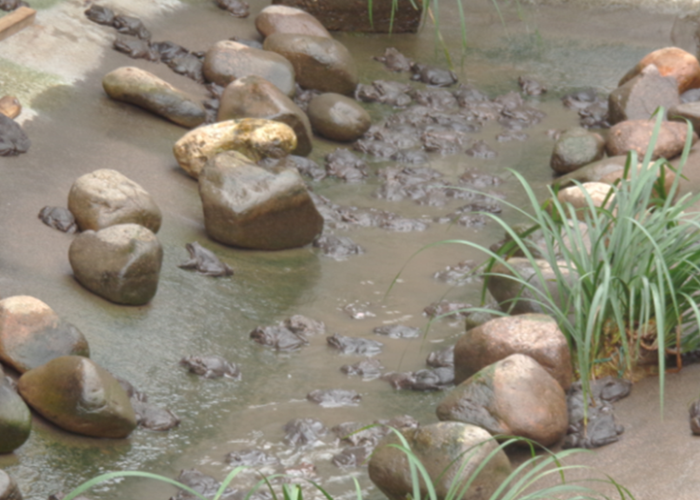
[0,7,36,42]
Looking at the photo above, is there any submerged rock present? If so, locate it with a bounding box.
[180,355,241,379]
[103,66,206,128]
[178,242,233,277]
[18,356,137,438]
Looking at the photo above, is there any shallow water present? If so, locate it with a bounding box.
[0,1,698,499]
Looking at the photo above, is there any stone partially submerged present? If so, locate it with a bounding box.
[198,151,323,250]
[173,118,298,179]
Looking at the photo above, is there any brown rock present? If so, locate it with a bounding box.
[217,75,312,156]
[368,422,511,500]
[454,314,572,390]
[557,182,615,221]
[618,47,700,94]
[0,96,21,119]
[173,118,298,179]
[550,127,606,174]
[436,354,568,447]
[606,119,696,160]
[0,377,31,455]
[0,295,89,374]
[255,5,331,38]
[307,92,371,142]
[263,33,358,95]
[202,40,296,95]
[608,64,680,125]
[18,356,137,438]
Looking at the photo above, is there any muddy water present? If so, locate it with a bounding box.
[0,1,697,499]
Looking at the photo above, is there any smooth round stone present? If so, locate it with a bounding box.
[0,295,89,374]
[102,66,206,128]
[0,378,32,454]
[69,224,163,306]
[18,356,136,439]
[263,33,358,95]
[307,93,371,142]
[255,5,331,38]
[203,40,296,95]
[618,46,700,93]
[217,75,312,156]
[557,181,615,221]
[68,169,162,233]
[606,119,695,160]
[173,118,297,179]
[550,127,605,174]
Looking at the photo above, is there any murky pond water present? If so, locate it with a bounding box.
[1,1,699,499]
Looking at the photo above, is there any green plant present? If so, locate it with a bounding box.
[58,434,634,500]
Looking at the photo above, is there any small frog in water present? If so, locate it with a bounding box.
[180,355,241,379]
[178,241,233,277]
[410,63,458,87]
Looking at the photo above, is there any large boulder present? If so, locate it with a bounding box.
[199,151,323,250]
[69,224,163,306]
[606,119,695,160]
[0,470,23,500]
[18,356,137,438]
[454,314,572,390]
[368,422,512,500]
[68,169,162,233]
[0,295,89,374]
[307,92,371,142]
[550,127,605,174]
[263,34,358,95]
[0,371,31,454]
[255,5,331,38]
[486,257,577,315]
[202,40,296,95]
[618,47,700,94]
[436,354,568,447]
[102,66,206,128]
[173,118,297,179]
[217,75,312,156]
[608,64,680,124]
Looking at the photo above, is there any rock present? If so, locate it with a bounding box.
[368,422,512,500]
[0,114,29,156]
[372,325,420,339]
[0,376,31,454]
[550,127,605,174]
[68,169,162,233]
[486,257,576,315]
[0,295,90,373]
[178,242,233,277]
[255,5,331,38]
[250,324,308,351]
[69,224,163,306]
[618,46,700,94]
[217,75,312,156]
[557,181,615,221]
[307,93,371,142]
[173,119,297,179]
[0,470,22,500]
[203,40,296,95]
[436,354,568,447]
[283,417,327,447]
[215,0,249,17]
[608,64,680,124]
[0,96,20,119]
[307,388,361,407]
[327,333,383,356]
[454,314,572,390]
[263,34,358,95]
[18,356,137,438]
[103,67,206,128]
[669,101,700,134]
[180,355,241,379]
[199,151,323,250]
[37,206,77,233]
[606,119,695,160]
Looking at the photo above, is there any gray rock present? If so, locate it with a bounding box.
[437,354,568,447]
[454,313,572,390]
[199,151,322,250]
[18,356,136,438]
[550,127,605,174]
[255,5,331,38]
[368,422,512,500]
[608,64,680,124]
[68,169,162,233]
[307,92,371,142]
[203,40,296,95]
[69,224,163,305]
[102,66,206,128]
[263,34,358,95]
[0,295,90,374]
[669,100,700,134]
[217,75,312,156]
